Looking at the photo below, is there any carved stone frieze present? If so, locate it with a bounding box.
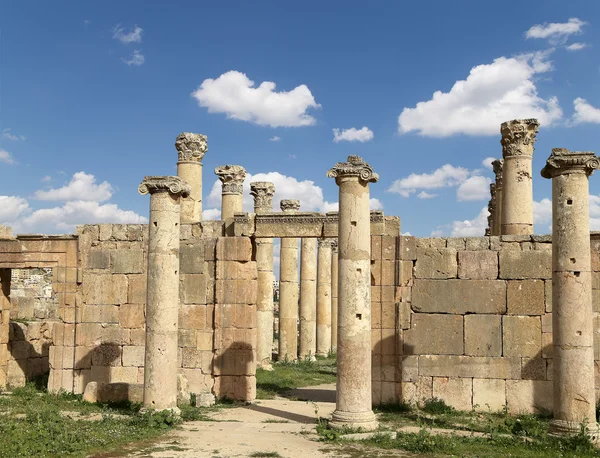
[138,176,191,197]
[541,148,600,178]
[500,119,539,158]
[326,155,379,184]
[175,132,208,163]
[215,165,246,195]
[280,199,300,213]
[250,181,275,211]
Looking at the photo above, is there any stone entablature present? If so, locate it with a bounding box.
[175,132,208,163]
[215,165,246,195]
[280,199,300,212]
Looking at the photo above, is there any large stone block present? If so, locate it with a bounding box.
[85,250,110,269]
[503,316,542,357]
[432,377,472,411]
[464,315,502,356]
[216,237,252,262]
[399,236,416,261]
[418,355,520,379]
[82,273,128,305]
[404,314,463,355]
[122,346,145,366]
[414,248,457,279]
[457,251,498,280]
[507,280,544,315]
[127,275,146,305]
[506,380,553,414]
[473,379,506,412]
[180,244,205,274]
[412,280,506,314]
[119,303,145,329]
[180,274,207,304]
[111,249,144,274]
[499,250,551,279]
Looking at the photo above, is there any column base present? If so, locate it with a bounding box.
[258,362,274,371]
[329,409,378,431]
[549,419,600,441]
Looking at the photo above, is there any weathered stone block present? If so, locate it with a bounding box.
[110,249,144,274]
[180,274,207,304]
[414,248,457,279]
[418,355,520,379]
[412,280,506,314]
[545,280,552,313]
[446,238,466,250]
[399,236,416,261]
[82,273,127,305]
[404,314,463,355]
[119,304,145,329]
[507,280,544,315]
[180,304,208,330]
[91,344,122,367]
[80,305,119,324]
[464,315,502,356]
[465,237,489,251]
[180,244,205,274]
[433,377,472,411]
[127,275,146,305]
[503,316,542,357]
[521,357,546,380]
[506,380,553,414]
[416,238,446,248]
[381,236,396,260]
[499,250,551,279]
[457,251,498,280]
[86,250,110,269]
[473,379,506,411]
[122,346,145,366]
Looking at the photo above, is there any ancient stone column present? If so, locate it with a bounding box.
[316,238,333,356]
[215,165,246,235]
[541,148,600,436]
[299,238,317,360]
[175,132,207,223]
[251,181,276,369]
[138,176,191,414]
[278,199,300,361]
[500,120,538,235]
[330,240,339,352]
[486,183,496,236]
[492,159,503,236]
[327,155,378,431]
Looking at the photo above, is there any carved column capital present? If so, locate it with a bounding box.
[541,148,600,179]
[331,239,338,253]
[280,199,300,213]
[317,238,335,249]
[215,165,246,195]
[138,176,191,197]
[492,159,504,185]
[326,155,379,185]
[500,119,540,158]
[250,181,275,212]
[175,132,207,163]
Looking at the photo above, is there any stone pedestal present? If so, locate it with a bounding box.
[316,238,333,356]
[175,133,207,223]
[251,182,276,369]
[542,149,600,436]
[138,176,191,414]
[500,119,538,235]
[327,156,378,431]
[215,165,246,235]
[278,200,300,361]
[331,240,339,352]
[299,238,317,360]
[492,159,503,236]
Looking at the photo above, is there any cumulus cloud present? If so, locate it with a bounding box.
[450,207,490,236]
[332,126,374,143]
[525,18,586,44]
[269,136,281,142]
[122,50,145,66]
[533,198,552,231]
[0,196,30,224]
[397,51,562,137]
[202,208,221,221]
[456,176,492,202]
[0,148,15,164]
[34,172,113,202]
[571,97,600,125]
[112,24,143,44]
[566,42,588,51]
[191,71,320,127]
[388,164,470,197]
[482,157,496,170]
[2,128,25,141]
[417,191,437,199]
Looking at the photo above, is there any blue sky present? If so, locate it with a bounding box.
[1,1,600,236]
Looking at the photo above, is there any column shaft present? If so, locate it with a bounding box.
[299,238,317,360]
[177,162,203,222]
[279,238,299,361]
[316,239,332,356]
[331,243,339,352]
[256,239,274,367]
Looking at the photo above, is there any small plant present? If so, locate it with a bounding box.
[422,397,455,415]
[137,409,181,429]
[249,452,282,458]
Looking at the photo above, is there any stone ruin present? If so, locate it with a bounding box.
[0,121,599,434]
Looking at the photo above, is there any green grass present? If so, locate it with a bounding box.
[249,452,282,457]
[255,355,337,399]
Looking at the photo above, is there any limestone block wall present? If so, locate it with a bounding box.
[7,321,54,386]
[392,233,600,414]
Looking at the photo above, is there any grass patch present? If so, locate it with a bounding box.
[249,452,282,457]
[256,355,336,399]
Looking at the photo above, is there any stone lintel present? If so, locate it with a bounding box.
[175,132,207,163]
[138,176,191,197]
[541,148,599,179]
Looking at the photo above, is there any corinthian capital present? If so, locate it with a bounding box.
[250,181,275,212]
[318,238,335,249]
[500,119,540,158]
[175,132,208,163]
[326,155,379,185]
[541,148,600,179]
[138,176,191,197]
[492,159,503,183]
[215,165,246,195]
[280,199,300,213]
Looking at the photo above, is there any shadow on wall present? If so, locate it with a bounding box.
[212,341,255,401]
[373,329,412,406]
[522,344,554,416]
[8,322,51,387]
[76,342,125,394]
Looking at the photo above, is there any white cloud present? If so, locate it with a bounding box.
[0,148,15,164]
[202,208,221,220]
[2,128,26,141]
[388,164,470,197]
[122,50,145,66]
[0,196,30,224]
[450,206,490,236]
[269,136,281,142]
[397,51,562,137]
[571,97,600,125]
[332,126,374,143]
[191,71,320,128]
[41,176,52,183]
[34,172,113,202]
[533,198,552,231]
[112,24,143,44]
[456,176,492,202]
[525,18,586,44]
[417,191,437,199]
[566,42,588,51]
[369,198,383,210]
[482,157,495,170]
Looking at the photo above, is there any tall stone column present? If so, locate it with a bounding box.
[331,240,339,352]
[541,148,600,436]
[175,132,207,223]
[492,159,503,236]
[500,119,539,235]
[278,199,300,361]
[215,165,246,235]
[299,238,317,360]
[316,238,333,356]
[327,155,378,431]
[138,176,191,413]
[486,183,496,236]
[250,181,276,369]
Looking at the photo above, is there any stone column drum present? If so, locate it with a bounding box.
[138,176,191,413]
[175,132,207,223]
[331,240,339,352]
[327,155,378,430]
[250,181,276,369]
[500,119,539,235]
[215,165,246,235]
[541,148,600,436]
[299,238,317,360]
[316,238,333,356]
[492,159,503,236]
[278,199,300,361]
